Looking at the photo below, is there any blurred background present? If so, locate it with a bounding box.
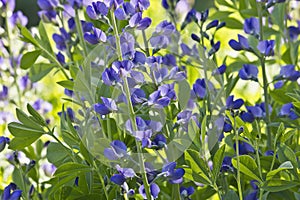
[15,0,214,27]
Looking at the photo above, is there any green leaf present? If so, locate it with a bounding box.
[277,144,298,179]
[27,104,47,126]
[29,63,54,82]
[274,123,285,147]
[266,161,294,180]
[38,22,53,53]
[20,50,42,69]
[184,149,211,184]
[223,18,243,29]
[15,108,44,130]
[212,145,226,182]
[54,163,91,177]
[57,80,75,91]
[8,122,44,138]
[271,3,285,31]
[280,129,296,143]
[270,88,293,104]
[46,142,70,166]
[232,155,262,182]
[223,190,239,200]
[18,25,39,46]
[263,180,299,192]
[178,80,190,110]
[74,194,103,200]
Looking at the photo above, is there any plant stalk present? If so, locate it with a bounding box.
[110,11,152,200]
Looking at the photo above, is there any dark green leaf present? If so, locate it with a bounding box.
[15,108,44,130]
[266,161,294,180]
[20,50,42,69]
[29,63,55,82]
[185,149,211,184]
[57,80,75,91]
[232,155,262,182]
[263,180,299,192]
[212,145,226,182]
[54,163,91,177]
[178,80,190,110]
[27,104,47,126]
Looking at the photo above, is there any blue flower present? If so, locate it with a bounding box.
[0,85,8,100]
[104,140,128,160]
[2,183,22,200]
[257,40,275,56]
[226,95,244,110]
[42,163,57,177]
[129,12,152,30]
[245,180,259,200]
[148,83,176,108]
[125,117,163,148]
[181,9,197,30]
[0,0,15,11]
[206,20,219,30]
[52,28,71,51]
[56,52,66,65]
[102,60,134,85]
[151,134,167,150]
[104,0,123,8]
[37,0,58,10]
[234,141,255,155]
[110,165,136,185]
[94,97,117,115]
[162,0,169,9]
[84,27,107,44]
[58,107,75,121]
[229,34,250,51]
[180,186,195,199]
[150,21,176,49]
[279,65,300,81]
[67,0,83,8]
[9,11,28,27]
[86,1,108,19]
[239,64,258,81]
[192,79,207,99]
[208,41,221,56]
[241,102,272,123]
[221,156,233,172]
[279,103,298,120]
[162,162,185,184]
[120,32,136,59]
[131,0,150,11]
[68,18,93,33]
[37,0,58,22]
[0,136,10,152]
[288,26,300,41]
[139,183,160,199]
[244,17,260,37]
[212,64,226,75]
[274,80,284,89]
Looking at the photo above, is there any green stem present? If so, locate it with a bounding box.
[257,1,271,149]
[107,115,112,140]
[259,188,263,200]
[142,30,150,56]
[93,161,109,200]
[256,140,263,180]
[234,117,243,200]
[18,167,29,200]
[213,184,222,200]
[75,9,88,57]
[110,11,152,200]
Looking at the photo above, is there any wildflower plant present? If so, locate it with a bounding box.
[0,0,300,200]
